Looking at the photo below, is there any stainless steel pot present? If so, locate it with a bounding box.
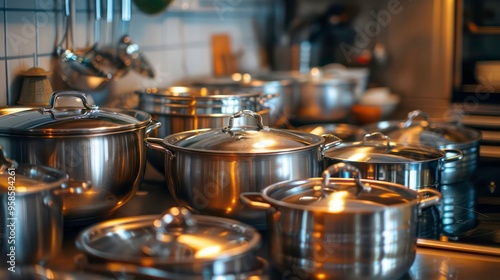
[137,86,272,173]
[190,75,290,126]
[364,110,481,184]
[145,110,342,228]
[294,123,366,142]
[0,151,68,266]
[75,207,262,278]
[324,132,463,190]
[0,264,113,280]
[241,163,442,280]
[0,91,161,224]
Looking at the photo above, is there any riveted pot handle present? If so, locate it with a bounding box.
[223,110,269,132]
[144,137,175,160]
[146,119,162,135]
[321,134,342,155]
[322,163,371,195]
[401,110,430,128]
[442,148,463,164]
[240,192,272,210]
[417,188,442,209]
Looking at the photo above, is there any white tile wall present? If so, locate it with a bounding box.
[0,0,270,106]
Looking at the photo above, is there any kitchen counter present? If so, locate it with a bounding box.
[46,175,500,279]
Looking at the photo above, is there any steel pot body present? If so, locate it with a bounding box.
[145,110,341,228]
[293,78,356,124]
[75,207,262,277]
[363,110,481,184]
[0,163,68,266]
[324,133,463,190]
[241,163,442,280]
[0,91,160,223]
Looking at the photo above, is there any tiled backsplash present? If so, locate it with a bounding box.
[0,0,270,106]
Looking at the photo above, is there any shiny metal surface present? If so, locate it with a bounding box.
[294,123,366,142]
[0,91,158,223]
[76,207,260,276]
[364,110,481,185]
[0,163,68,265]
[294,77,356,123]
[0,265,113,280]
[242,165,442,280]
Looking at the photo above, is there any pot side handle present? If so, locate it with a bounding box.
[417,188,442,209]
[144,138,175,160]
[321,134,342,155]
[442,148,463,164]
[240,192,272,210]
[146,119,162,135]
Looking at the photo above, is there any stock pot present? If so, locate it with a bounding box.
[324,132,463,190]
[0,91,161,223]
[0,149,68,265]
[241,163,442,280]
[76,207,265,278]
[364,110,481,184]
[145,110,342,228]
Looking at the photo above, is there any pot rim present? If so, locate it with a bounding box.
[136,86,266,100]
[1,163,69,194]
[260,177,421,213]
[75,213,261,266]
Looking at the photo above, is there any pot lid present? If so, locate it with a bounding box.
[325,132,446,163]
[0,147,68,194]
[76,207,260,265]
[137,86,264,99]
[262,163,419,213]
[0,91,151,136]
[364,110,481,147]
[165,110,336,154]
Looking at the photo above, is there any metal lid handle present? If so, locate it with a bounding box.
[223,110,269,132]
[362,132,391,151]
[322,163,371,196]
[41,91,99,112]
[402,110,431,128]
[154,207,195,242]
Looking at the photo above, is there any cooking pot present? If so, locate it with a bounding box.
[0,149,68,266]
[294,123,366,142]
[324,132,463,190]
[136,86,272,173]
[190,74,290,126]
[241,163,442,280]
[0,91,161,224]
[145,110,342,228]
[364,110,481,185]
[0,264,113,280]
[75,207,263,278]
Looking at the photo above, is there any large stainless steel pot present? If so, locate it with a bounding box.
[0,91,161,224]
[137,86,272,173]
[190,74,290,126]
[76,207,263,278]
[364,110,481,184]
[0,150,68,266]
[145,110,342,228]
[324,132,463,190]
[241,163,442,280]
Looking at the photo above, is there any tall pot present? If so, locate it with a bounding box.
[0,91,161,224]
[145,110,342,228]
[364,110,481,184]
[0,150,68,266]
[241,163,442,280]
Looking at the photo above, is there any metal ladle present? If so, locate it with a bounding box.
[117,0,155,78]
[57,0,111,91]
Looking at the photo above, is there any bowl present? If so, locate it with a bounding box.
[359,87,400,117]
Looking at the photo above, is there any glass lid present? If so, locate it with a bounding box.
[0,91,151,135]
[364,110,481,146]
[165,110,334,153]
[325,132,446,163]
[76,207,260,265]
[263,163,418,213]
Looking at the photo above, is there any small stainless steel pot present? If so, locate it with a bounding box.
[241,163,442,280]
[145,110,342,228]
[75,207,262,278]
[0,91,161,223]
[324,132,463,190]
[0,151,68,266]
[364,110,481,184]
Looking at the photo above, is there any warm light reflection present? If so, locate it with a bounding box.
[194,245,222,258]
[242,73,252,83]
[328,190,349,213]
[252,139,276,150]
[231,73,242,81]
[316,273,327,279]
[346,151,369,162]
[310,67,321,77]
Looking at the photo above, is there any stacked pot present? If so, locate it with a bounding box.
[364,110,482,237]
[136,86,274,173]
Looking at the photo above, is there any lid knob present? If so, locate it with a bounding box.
[322,163,371,196]
[362,132,392,151]
[153,207,195,241]
[222,110,269,132]
[39,90,99,116]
